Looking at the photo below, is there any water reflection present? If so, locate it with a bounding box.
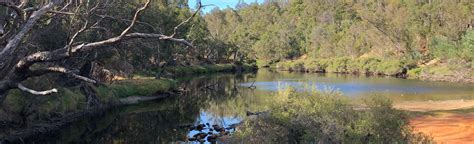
[22,70,474,143]
[243,69,474,101]
[23,73,262,143]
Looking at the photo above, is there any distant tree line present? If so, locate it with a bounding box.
[205,0,473,66]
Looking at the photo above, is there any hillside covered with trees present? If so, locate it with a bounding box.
[205,0,473,81]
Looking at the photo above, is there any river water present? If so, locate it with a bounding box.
[25,69,474,143]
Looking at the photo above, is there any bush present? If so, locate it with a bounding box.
[407,67,423,79]
[234,88,432,143]
[375,60,404,75]
[326,57,350,73]
[460,30,474,60]
[275,58,405,75]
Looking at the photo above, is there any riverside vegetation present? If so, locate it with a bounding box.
[0,0,472,143]
[205,0,474,82]
[233,87,434,143]
[0,63,256,140]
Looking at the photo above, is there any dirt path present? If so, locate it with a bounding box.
[410,113,474,144]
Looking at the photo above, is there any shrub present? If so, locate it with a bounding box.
[407,67,423,79]
[375,60,404,75]
[326,57,350,73]
[234,88,432,143]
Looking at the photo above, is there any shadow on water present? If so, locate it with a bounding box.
[21,73,263,143]
[17,69,474,143]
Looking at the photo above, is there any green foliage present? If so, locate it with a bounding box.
[3,90,28,114]
[375,60,404,75]
[407,68,423,79]
[2,87,86,121]
[430,35,461,60]
[276,58,405,76]
[107,79,177,98]
[460,30,474,60]
[206,0,472,68]
[234,88,432,143]
[145,64,256,77]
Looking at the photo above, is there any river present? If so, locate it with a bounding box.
[23,69,474,143]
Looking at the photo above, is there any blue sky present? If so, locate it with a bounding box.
[189,0,264,13]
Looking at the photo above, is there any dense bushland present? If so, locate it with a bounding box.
[205,0,473,80]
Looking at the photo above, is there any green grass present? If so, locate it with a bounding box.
[1,79,177,122]
[143,63,257,77]
[3,90,28,113]
[2,87,86,120]
[407,68,423,79]
[96,79,177,98]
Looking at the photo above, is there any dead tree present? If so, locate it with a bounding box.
[0,0,203,104]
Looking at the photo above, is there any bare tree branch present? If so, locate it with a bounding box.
[119,0,151,37]
[18,0,28,8]
[17,83,58,95]
[0,0,202,103]
[170,2,204,37]
[95,14,156,32]
[0,2,56,79]
[68,20,89,55]
[0,2,55,58]
[0,2,26,21]
[29,67,97,84]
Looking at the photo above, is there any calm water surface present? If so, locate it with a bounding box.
[26,69,474,143]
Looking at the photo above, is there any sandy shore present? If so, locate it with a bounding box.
[410,113,474,143]
[394,100,474,143]
[394,100,474,112]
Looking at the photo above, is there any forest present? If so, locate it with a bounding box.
[0,0,473,143]
[205,0,473,81]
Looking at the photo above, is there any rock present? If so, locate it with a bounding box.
[212,125,224,132]
[246,111,255,116]
[246,111,268,116]
[188,137,197,141]
[219,129,226,135]
[193,132,208,139]
[226,123,240,130]
[196,124,205,131]
[207,134,219,142]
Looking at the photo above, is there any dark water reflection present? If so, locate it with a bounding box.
[24,69,474,143]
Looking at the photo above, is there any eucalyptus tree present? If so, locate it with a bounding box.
[0,0,202,104]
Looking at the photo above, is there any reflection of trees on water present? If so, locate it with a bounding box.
[22,73,265,143]
[180,74,274,121]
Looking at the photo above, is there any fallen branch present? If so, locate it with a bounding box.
[17,83,58,95]
[29,67,97,84]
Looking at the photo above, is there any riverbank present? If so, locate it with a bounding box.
[0,63,257,142]
[393,100,474,143]
[274,58,474,83]
[135,63,258,78]
[408,108,474,143]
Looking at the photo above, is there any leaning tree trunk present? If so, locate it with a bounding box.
[0,0,204,106]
